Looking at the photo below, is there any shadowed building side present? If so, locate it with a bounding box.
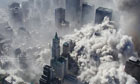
[81,3,94,25]
[125,57,140,82]
[52,33,60,60]
[65,0,81,27]
[40,33,82,84]
[55,8,69,28]
[9,2,23,23]
[95,7,112,24]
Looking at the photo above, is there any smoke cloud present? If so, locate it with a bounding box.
[0,0,139,84]
[62,18,138,84]
[116,0,140,56]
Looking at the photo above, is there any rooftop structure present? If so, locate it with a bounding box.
[125,57,140,82]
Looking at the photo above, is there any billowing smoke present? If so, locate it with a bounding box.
[0,0,139,84]
[62,18,138,84]
[116,0,140,56]
[0,0,77,83]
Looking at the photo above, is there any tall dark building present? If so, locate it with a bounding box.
[39,65,54,84]
[125,57,140,82]
[52,33,60,59]
[22,1,30,18]
[51,33,67,80]
[62,42,70,56]
[40,33,81,84]
[9,2,23,22]
[66,0,81,25]
[55,8,65,27]
[55,8,69,28]
[81,4,94,25]
[95,7,112,24]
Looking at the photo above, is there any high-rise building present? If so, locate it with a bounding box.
[39,65,54,84]
[40,33,81,84]
[52,33,60,59]
[125,57,140,82]
[9,2,23,22]
[51,33,67,80]
[55,8,65,27]
[95,7,112,24]
[62,42,70,56]
[65,0,81,25]
[22,1,30,19]
[81,4,94,25]
[55,8,69,28]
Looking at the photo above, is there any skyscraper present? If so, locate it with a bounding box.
[55,8,65,27]
[65,0,81,26]
[125,57,140,82]
[52,32,60,59]
[55,8,69,28]
[81,4,94,25]
[9,2,23,22]
[40,33,83,84]
[22,1,30,18]
[62,42,70,56]
[95,7,112,24]
[39,65,54,84]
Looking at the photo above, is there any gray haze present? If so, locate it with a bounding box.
[116,0,140,56]
[0,0,139,84]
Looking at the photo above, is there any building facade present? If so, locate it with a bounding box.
[55,8,69,28]
[65,0,81,27]
[125,57,140,82]
[95,7,112,24]
[40,33,82,84]
[81,4,94,25]
[52,33,60,59]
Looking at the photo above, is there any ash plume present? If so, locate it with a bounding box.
[116,0,140,56]
[62,18,138,84]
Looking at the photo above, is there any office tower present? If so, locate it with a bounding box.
[9,2,23,22]
[62,42,70,56]
[55,8,69,28]
[125,57,140,82]
[81,4,94,25]
[66,0,81,25]
[22,1,30,18]
[52,33,60,59]
[55,8,65,27]
[95,7,112,24]
[40,33,81,84]
[39,65,54,84]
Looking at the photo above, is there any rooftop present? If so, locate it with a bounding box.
[96,7,112,13]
